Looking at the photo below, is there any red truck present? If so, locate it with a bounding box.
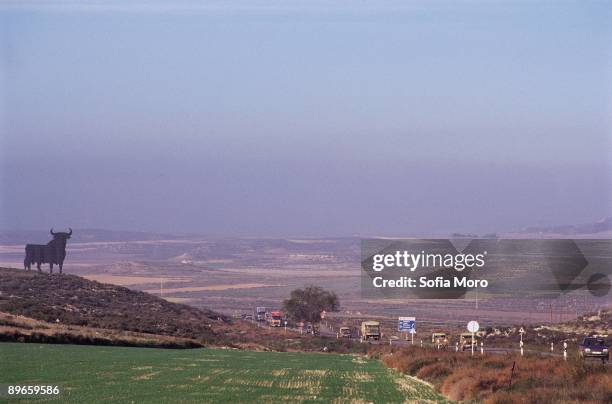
[269,311,282,327]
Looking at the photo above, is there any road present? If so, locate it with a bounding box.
[249,319,608,366]
[318,322,610,365]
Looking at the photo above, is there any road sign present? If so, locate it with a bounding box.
[320,311,326,319]
[398,317,416,333]
[519,327,525,334]
[467,320,479,356]
[467,320,479,333]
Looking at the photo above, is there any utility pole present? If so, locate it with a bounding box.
[550,303,553,322]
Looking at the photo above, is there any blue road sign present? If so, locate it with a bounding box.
[398,317,416,333]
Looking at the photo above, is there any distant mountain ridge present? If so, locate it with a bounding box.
[0,228,181,244]
[520,217,612,235]
[1,219,611,244]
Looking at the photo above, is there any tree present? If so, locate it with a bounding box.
[282,285,339,324]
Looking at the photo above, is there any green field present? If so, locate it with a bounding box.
[0,343,446,403]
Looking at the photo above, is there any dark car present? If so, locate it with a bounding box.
[578,337,609,362]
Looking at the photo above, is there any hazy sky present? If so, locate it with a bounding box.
[1,1,611,236]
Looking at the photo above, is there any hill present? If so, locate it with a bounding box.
[0,267,362,352]
[0,311,204,348]
[534,307,611,337]
[0,267,228,343]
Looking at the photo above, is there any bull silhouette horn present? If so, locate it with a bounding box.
[67,228,72,236]
[50,228,56,235]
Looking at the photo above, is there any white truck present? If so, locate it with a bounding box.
[360,321,381,341]
[255,307,268,322]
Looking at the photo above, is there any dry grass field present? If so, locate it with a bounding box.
[372,345,612,403]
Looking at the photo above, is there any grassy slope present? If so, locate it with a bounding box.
[0,311,204,348]
[0,268,227,342]
[0,343,446,403]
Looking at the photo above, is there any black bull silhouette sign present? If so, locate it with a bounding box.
[24,228,72,274]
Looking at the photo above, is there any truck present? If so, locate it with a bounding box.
[459,332,476,351]
[360,321,381,341]
[269,311,282,327]
[255,307,268,322]
[305,323,319,336]
[431,332,448,348]
[579,336,609,362]
[339,327,352,338]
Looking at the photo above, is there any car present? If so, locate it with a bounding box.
[579,336,609,362]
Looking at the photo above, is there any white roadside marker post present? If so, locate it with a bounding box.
[471,332,475,356]
[551,342,554,352]
[563,341,568,361]
[520,340,524,356]
[480,341,484,355]
[455,342,459,352]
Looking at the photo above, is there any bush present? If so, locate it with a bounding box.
[371,345,612,403]
[416,362,452,383]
